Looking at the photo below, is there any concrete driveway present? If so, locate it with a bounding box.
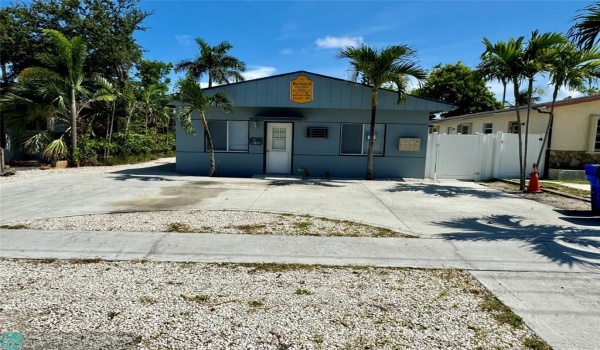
[1,159,599,349]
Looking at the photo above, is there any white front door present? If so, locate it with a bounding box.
[266,123,292,174]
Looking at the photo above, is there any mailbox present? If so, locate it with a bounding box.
[398,138,421,152]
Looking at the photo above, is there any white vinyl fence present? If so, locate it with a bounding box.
[425,132,546,180]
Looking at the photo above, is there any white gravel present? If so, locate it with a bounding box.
[0,260,543,349]
[17,210,413,238]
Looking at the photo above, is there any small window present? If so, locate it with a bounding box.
[457,123,471,134]
[508,121,520,134]
[483,123,493,134]
[306,127,328,138]
[206,121,249,152]
[340,123,384,155]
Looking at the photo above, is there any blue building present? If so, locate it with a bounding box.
[175,71,451,178]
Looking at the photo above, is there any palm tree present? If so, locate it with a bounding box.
[1,29,89,163]
[172,76,234,176]
[477,56,510,108]
[481,36,527,189]
[481,32,564,190]
[337,44,426,180]
[520,31,566,178]
[569,2,600,49]
[536,43,600,168]
[175,39,246,88]
[93,75,119,158]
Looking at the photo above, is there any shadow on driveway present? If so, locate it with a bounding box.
[436,214,600,269]
[554,209,600,227]
[387,183,509,199]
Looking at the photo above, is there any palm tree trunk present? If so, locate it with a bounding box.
[513,81,525,190]
[501,81,507,109]
[523,79,534,188]
[107,101,116,158]
[366,89,377,180]
[536,86,559,174]
[70,86,78,165]
[201,111,216,176]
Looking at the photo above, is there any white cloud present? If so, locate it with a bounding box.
[242,66,277,80]
[280,48,293,55]
[315,36,363,49]
[175,35,194,47]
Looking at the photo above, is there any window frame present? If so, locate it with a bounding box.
[508,121,520,134]
[482,123,493,134]
[205,120,249,153]
[588,114,600,152]
[457,123,471,134]
[339,123,385,156]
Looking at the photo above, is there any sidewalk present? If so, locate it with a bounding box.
[1,229,599,350]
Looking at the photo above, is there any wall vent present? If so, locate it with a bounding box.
[306,127,328,138]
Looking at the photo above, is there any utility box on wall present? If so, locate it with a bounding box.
[399,138,421,152]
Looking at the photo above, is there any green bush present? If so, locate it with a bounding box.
[112,132,174,156]
[75,132,174,165]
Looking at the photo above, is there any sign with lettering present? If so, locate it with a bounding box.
[249,137,263,145]
[290,76,313,104]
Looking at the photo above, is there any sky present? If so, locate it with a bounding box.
[117,1,600,101]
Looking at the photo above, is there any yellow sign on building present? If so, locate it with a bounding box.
[290,76,313,104]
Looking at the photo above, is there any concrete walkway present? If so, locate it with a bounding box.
[1,160,599,349]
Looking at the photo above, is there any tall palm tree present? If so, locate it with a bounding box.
[337,44,426,180]
[536,43,600,168]
[569,2,600,49]
[1,29,89,163]
[175,39,246,88]
[173,76,234,176]
[481,36,527,189]
[520,31,566,177]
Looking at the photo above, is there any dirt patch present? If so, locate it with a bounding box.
[480,181,591,211]
[114,181,225,211]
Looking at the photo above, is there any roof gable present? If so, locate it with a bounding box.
[203,71,452,112]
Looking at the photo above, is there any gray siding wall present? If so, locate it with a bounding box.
[176,106,429,178]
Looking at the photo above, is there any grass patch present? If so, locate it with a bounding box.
[181,294,211,304]
[248,300,264,308]
[131,258,150,264]
[293,221,312,231]
[139,296,157,305]
[479,294,524,329]
[522,337,552,350]
[68,258,102,264]
[294,288,313,295]
[234,262,320,273]
[539,182,590,197]
[167,222,195,233]
[232,224,267,234]
[0,224,29,229]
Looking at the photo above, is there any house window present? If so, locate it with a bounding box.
[508,121,520,134]
[206,121,248,152]
[457,123,471,134]
[340,123,384,155]
[483,123,493,134]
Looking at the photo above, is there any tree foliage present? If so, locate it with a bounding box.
[0,0,152,86]
[413,62,500,117]
[175,38,246,88]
